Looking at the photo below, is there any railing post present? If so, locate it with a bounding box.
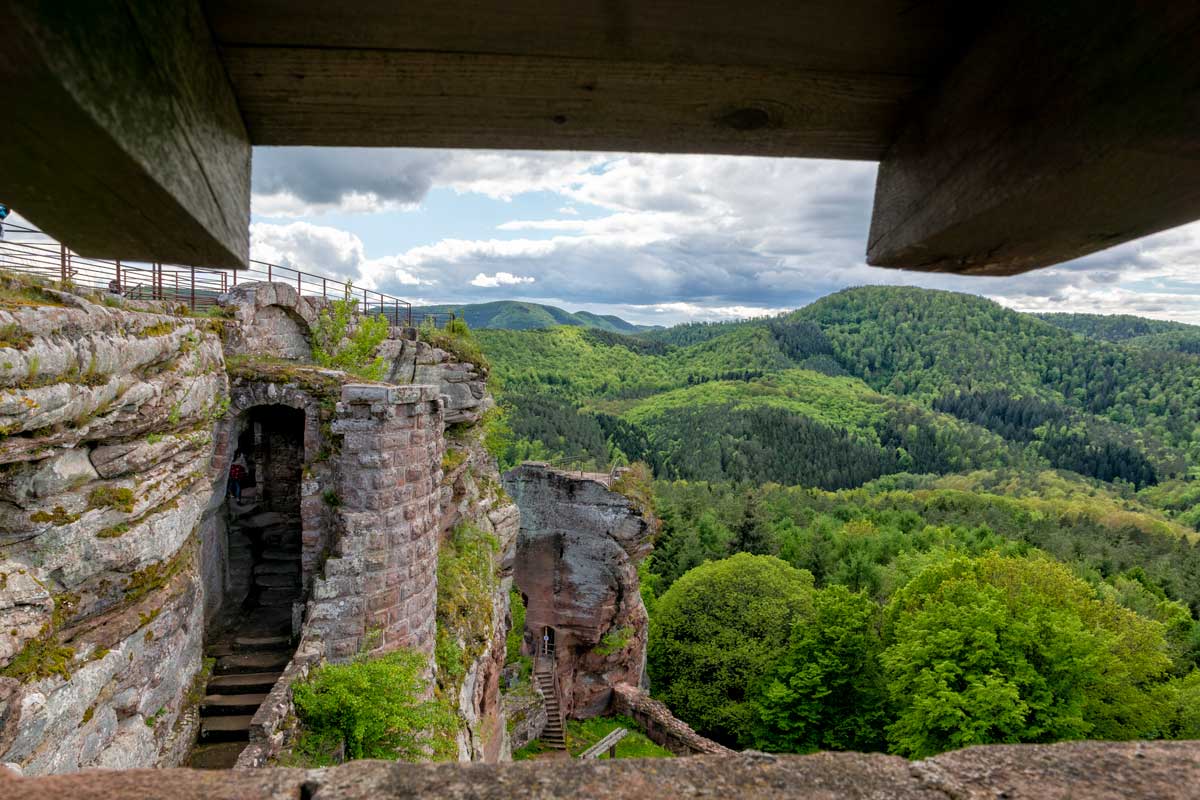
[297,270,301,295]
[232,266,237,287]
[267,263,272,283]
[190,266,195,311]
[115,259,121,290]
[59,244,67,283]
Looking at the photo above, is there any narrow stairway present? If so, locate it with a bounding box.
[535,663,567,750]
[186,486,303,768]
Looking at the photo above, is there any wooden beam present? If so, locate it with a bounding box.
[0,1,250,267]
[210,0,984,159]
[867,2,1200,275]
[206,1,975,74]
[579,727,629,760]
[223,48,914,159]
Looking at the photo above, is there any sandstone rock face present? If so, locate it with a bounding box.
[380,337,489,424]
[0,288,225,773]
[6,741,1200,799]
[503,465,655,719]
[436,427,521,763]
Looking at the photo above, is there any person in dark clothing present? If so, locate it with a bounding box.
[228,455,247,501]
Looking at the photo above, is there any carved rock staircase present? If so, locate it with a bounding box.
[535,661,566,750]
[186,487,301,768]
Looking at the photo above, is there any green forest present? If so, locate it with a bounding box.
[476,286,1200,757]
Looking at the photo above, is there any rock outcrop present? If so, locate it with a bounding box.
[5,740,1200,799]
[0,279,226,772]
[503,464,655,719]
[379,338,489,424]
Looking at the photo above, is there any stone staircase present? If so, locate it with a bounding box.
[535,663,566,750]
[186,487,302,768]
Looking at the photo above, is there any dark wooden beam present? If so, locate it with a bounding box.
[0,1,250,267]
[223,48,914,160]
[210,0,982,159]
[867,2,1200,275]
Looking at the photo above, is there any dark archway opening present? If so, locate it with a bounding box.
[227,405,305,614]
[190,404,306,768]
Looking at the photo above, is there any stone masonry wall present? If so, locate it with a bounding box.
[309,383,445,661]
[0,280,227,774]
[609,683,733,757]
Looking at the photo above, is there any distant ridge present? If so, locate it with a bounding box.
[411,300,657,332]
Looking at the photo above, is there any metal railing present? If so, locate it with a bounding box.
[0,224,419,326]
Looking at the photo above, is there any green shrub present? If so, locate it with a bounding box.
[480,405,513,462]
[312,284,389,380]
[594,626,634,657]
[506,588,526,663]
[418,317,490,373]
[292,648,457,762]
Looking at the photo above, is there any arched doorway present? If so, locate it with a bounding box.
[225,405,305,614]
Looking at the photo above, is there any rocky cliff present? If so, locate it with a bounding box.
[0,278,226,772]
[502,464,655,718]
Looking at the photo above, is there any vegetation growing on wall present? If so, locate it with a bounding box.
[435,523,499,690]
[311,285,389,380]
[419,316,490,374]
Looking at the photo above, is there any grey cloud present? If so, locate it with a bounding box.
[253,147,443,205]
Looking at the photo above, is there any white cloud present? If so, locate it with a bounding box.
[470,271,536,288]
[246,146,1200,324]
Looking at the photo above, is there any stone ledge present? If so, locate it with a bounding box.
[3,741,1199,798]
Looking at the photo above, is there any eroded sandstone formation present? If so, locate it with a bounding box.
[503,464,655,719]
[0,282,226,771]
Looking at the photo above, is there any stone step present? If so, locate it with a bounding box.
[199,715,254,743]
[234,635,291,652]
[261,549,302,562]
[254,561,299,576]
[215,651,291,675]
[205,642,235,658]
[258,587,300,606]
[201,692,268,716]
[185,742,248,770]
[255,573,300,588]
[207,672,282,694]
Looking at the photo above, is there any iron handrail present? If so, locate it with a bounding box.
[0,224,419,326]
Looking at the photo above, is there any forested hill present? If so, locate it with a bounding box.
[1038,311,1200,354]
[467,287,1200,756]
[477,286,1200,496]
[411,300,651,332]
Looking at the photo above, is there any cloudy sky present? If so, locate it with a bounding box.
[246,147,1200,326]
